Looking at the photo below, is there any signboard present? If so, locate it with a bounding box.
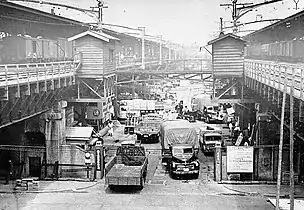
[96,149,101,171]
[227,146,254,173]
[86,106,102,120]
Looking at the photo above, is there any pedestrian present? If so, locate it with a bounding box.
[182,106,189,115]
[235,133,243,146]
[107,121,114,137]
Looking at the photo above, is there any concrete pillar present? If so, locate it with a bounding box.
[214,145,222,182]
[159,36,162,65]
[45,101,67,163]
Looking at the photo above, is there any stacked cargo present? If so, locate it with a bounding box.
[14,178,39,191]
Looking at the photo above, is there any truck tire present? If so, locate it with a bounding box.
[108,185,115,191]
[206,116,210,123]
[140,177,145,189]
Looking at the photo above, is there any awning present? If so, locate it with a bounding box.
[65,127,94,142]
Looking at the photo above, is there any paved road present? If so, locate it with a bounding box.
[1,148,274,210]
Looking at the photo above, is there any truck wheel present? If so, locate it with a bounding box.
[140,177,145,189]
[206,117,210,123]
[193,173,199,179]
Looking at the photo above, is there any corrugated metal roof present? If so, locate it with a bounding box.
[208,33,245,45]
[243,10,304,40]
[1,1,89,27]
[65,127,94,140]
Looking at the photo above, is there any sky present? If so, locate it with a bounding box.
[12,0,304,47]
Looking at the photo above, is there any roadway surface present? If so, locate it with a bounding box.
[1,142,274,210]
[1,121,273,210]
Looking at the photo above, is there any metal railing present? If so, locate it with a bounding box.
[0,53,82,88]
[245,59,304,100]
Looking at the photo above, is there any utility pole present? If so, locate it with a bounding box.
[92,0,108,28]
[220,17,223,33]
[293,0,300,10]
[276,74,287,209]
[220,0,283,33]
[290,68,295,210]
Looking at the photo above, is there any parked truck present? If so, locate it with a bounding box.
[160,119,200,179]
[134,113,163,143]
[191,95,225,123]
[105,144,148,190]
[118,99,156,120]
[199,125,223,154]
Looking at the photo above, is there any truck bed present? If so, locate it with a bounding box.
[107,164,142,178]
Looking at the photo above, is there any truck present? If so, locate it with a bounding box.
[160,119,200,179]
[191,95,226,123]
[134,114,163,143]
[199,125,223,154]
[105,144,148,190]
[124,115,141,134]
[118,99,156,120]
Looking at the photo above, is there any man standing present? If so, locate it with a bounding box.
[107,121,114,137]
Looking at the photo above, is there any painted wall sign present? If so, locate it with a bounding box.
[227,146,254,173]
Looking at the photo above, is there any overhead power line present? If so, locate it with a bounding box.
[220,0,283,33]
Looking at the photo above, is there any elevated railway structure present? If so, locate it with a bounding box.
[241,9,304,183]
[2,0,303,181]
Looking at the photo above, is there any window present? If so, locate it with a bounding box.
[183,148,193,154]
[109,49,114,63]
[32,40,37,53]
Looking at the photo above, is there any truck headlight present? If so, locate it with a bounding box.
[172,162,178,168]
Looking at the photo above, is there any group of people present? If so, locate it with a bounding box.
[175,100,190,116]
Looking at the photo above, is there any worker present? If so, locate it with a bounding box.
[235,133,243,146]
[182,106,189,115]
[107,121,114,137]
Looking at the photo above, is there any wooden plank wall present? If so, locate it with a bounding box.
[75,36,104,77]
[103,40,116,75]
[213,37,244,78]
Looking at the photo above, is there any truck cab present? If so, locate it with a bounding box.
[200,133,222,154]
[169,144,200,179]
[205,105,225,123]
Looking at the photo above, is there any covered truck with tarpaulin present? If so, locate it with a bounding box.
[160,119,200,179]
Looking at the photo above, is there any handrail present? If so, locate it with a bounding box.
[0,61,77,87]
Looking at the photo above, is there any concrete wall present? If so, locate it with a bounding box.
[59,145,95,179]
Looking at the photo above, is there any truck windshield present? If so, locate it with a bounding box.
[183,148,193,154]
[172,148,193,155]
[205,136,222,141]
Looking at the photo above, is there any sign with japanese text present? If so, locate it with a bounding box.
[227,146,254,173]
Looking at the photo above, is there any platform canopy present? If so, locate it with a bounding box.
[65,127,94,145]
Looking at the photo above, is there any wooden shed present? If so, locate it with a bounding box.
[68,30,119,78]
[207,33,246,78]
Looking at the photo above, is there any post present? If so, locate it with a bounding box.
[139,27,145,69]
[168,42,171,62]
[220,17,223,32]
[159,35,162,65]
[290,67,295,210]
[95,140,104,179]
[275,66,287,210]
[214,145,222,181]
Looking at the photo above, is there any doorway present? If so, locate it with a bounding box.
[29,157,41,177]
